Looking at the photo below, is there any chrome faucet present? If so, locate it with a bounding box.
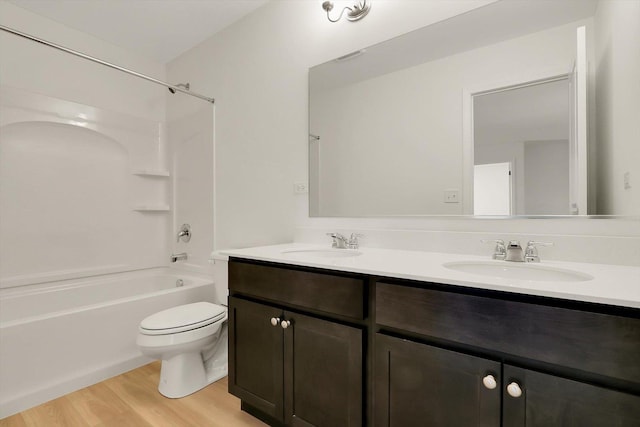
[170,252,188,263]
[505,240,525,262]
[326,232,363,249]
[484,239,553,262]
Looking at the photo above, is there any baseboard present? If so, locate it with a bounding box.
[0,354,152,419]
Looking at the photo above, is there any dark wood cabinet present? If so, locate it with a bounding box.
[284,310,362,427]
[229,258,640,427]
[228,260,365,320]
[228,297,284,420]
[376,333,640,427]
[375,282,640,384]
[228,260,364,427]
[503,365,640,427]
[375,281,640,427]
[375,334,501,427]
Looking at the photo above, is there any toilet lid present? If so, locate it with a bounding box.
[140,302,226,335]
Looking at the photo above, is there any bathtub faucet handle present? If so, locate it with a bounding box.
[177,224,191,243]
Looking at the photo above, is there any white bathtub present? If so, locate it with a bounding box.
[0,267,218,418]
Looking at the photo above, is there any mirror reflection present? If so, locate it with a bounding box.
[473,78,572,215]
[309,0,639,217]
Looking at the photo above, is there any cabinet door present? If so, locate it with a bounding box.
[229,297,284,421]
[284,311,362,427]
[375,334,501,427]
[503,365,640,427]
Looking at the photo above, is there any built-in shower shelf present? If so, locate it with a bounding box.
[132,170,170,177]
[132,205,170,212]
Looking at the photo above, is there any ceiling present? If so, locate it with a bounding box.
[8,0,269,64]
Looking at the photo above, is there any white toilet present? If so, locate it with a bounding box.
[137,301,228,398]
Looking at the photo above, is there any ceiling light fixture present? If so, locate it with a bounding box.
[322,0,371,23]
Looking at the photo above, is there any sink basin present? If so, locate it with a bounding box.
[443,261,593,282]
[281,248,363,259]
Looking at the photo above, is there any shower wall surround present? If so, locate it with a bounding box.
[168,101,215,273]
[0,2,170,288]
[167,0,639,263]
[0,88,169,287]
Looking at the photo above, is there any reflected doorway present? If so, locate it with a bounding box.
[472,78,573,215]
[474,162,512,215]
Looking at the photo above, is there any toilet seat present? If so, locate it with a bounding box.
[136,301,229,398]
[139,302,226,336]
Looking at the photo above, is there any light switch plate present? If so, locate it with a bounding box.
[444,189,460,203]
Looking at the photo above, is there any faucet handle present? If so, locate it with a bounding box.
[481,239,506,260]
[527,241,554,247]
[326,232,346,248]
[481,239,505,245]
[347,233,364,249]
[525,241,554,262]
[177,224,191,243]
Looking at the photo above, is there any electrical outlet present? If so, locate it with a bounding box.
[444,189,460,203]
[294,182,308,194]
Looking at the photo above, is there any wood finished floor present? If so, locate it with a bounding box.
[0,362,267,427]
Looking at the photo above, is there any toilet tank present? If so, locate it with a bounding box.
[211,253,229,306]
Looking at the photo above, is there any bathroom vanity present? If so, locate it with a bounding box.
[225,244,640,427]
[228,260,365,426]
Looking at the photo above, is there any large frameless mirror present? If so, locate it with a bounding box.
[309,0,639,217]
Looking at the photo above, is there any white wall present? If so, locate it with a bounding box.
[0,2,170,286]
[167,0,497,250]
[524,140,570,215]
[168,0,640,265]
[595,0,640,215]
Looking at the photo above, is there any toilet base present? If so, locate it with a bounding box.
[158,352,209,398]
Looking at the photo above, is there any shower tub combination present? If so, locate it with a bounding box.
[0,268,217,418]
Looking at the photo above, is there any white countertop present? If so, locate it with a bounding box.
[220,243,640,309]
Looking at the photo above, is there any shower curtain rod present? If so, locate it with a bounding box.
[0,24,215,104]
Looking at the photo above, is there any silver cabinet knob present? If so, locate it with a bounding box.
[506,382,523,398]
[281,320,291,329]
[270,317,281,326]
[482,374,497,390]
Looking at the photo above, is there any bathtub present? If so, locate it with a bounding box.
[0,267,218,418]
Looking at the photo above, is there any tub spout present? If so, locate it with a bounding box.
[170,252,188,263]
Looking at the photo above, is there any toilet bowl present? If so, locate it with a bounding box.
[137,301,228,398]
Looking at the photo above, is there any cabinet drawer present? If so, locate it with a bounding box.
[229,259,366,320]
[376,282,640,384]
